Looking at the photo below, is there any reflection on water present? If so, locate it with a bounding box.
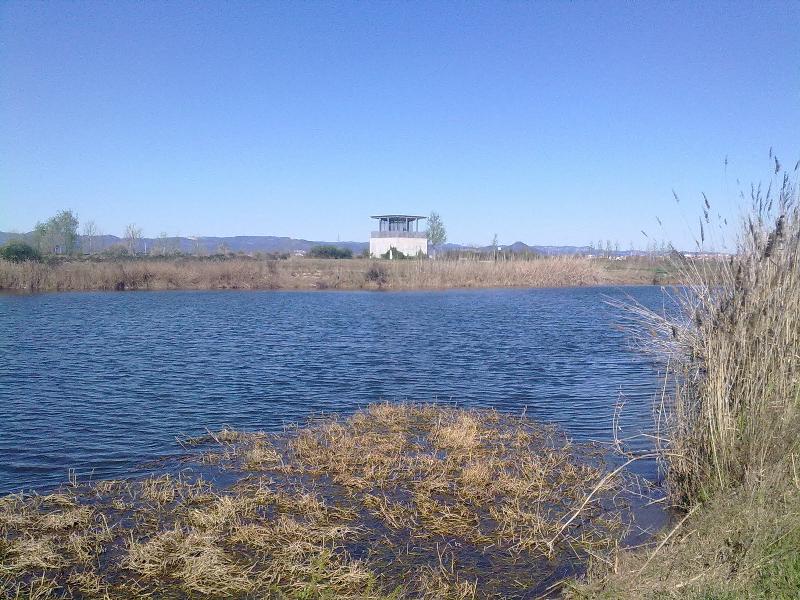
[0,286,670,495]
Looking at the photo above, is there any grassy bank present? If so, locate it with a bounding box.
[1,404,644,599]
[569,168,800,598]
[0,255,681,292]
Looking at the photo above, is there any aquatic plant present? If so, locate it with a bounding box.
[0,403,647,598]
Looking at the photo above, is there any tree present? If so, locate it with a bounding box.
[426,212,447,257]
[124,224,142,255]
[0,241,41,262]
[33,210,79,255]
[154,232,169,256]
[190,235,204,256]
[491,233,499,261]
[82,220,100,254]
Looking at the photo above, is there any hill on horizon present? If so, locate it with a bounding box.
[0,230,630,256]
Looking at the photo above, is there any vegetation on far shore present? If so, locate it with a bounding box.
[0,254,682,292]
[1,207,689,292]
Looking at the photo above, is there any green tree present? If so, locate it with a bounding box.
[33,210,79,255]
[426,212,447,257]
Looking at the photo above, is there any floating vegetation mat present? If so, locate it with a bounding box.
[0,404,656,599]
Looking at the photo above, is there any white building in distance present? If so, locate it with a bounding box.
[369,214,428,258]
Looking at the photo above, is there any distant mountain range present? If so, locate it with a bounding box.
[0,230,633,256]
[0,231,367,255]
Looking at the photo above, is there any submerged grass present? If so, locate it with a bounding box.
[0,403,646,599]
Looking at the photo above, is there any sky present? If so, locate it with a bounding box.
[1,2,798,250]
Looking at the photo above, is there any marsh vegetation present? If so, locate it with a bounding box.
[0,255,679,292]
[569,164,800,598]
[1,404,653,599]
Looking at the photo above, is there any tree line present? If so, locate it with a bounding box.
[1,209,450,262]
[0,209,152,262]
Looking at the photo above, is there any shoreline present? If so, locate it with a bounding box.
[0,281,673,296]
[0,256,683,293]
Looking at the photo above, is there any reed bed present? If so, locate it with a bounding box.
[0,255,660,293]
[1,404,642,599]
[625,168,800,504]
[570,163,800,597]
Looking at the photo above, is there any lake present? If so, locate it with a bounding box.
[0,286,669,495]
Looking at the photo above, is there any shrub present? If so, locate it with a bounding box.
[0,240,41,262]
[365,263,388,286]
[308,245,353,259]
[100,244,130,258]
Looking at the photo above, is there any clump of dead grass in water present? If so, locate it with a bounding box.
[284,403,632,593]
[1,404,639,598]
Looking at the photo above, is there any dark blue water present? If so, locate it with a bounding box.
[0,286,670,495]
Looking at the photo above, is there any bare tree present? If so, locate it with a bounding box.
[82,220,100,254]
[124,224,142,255]
[155,231,169,256]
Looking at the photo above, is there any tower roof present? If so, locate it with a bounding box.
[370,214,427,220]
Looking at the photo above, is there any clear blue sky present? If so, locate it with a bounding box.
[1,2,798,249]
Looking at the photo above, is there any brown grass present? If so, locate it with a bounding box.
[0,255,679,292]
[569,161,800,598]
[619,168,800,505]
[0,403,645,598]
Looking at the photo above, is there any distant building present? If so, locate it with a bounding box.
[370,215,427,258]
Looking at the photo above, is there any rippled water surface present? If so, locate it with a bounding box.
[0,286,670,495]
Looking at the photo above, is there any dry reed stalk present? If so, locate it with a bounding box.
[615,166,800,505]
[0,253,677,292]
[569,162,800,598]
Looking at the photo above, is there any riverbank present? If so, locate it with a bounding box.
[1,403,647,599]
[567,479,800,599]
[0,255,682,292]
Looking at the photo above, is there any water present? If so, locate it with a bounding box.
[0,286,670,495]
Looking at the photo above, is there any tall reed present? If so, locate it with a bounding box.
[631,165,800,505]
[0,256,611,292]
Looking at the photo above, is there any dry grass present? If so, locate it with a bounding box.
[571,162,800,597]
[619,167,800,504]
[0,255,678,292]
[0,403,643,598]
[567,476,800,599]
